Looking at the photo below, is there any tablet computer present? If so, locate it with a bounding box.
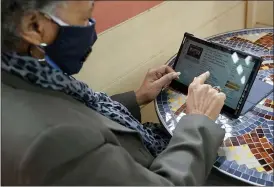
[170,33,263,118]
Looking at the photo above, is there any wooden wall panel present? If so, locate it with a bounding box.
[246,1,273,28]
[255,1,273,26]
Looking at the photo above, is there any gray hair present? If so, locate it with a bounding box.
[1,0,65,52]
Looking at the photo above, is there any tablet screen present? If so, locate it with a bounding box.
[174,36,258,113]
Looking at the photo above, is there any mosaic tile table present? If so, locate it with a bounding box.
[155,28,274,186]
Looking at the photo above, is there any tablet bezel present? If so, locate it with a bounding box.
[170,33,263,118]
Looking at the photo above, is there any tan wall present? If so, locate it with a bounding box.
[75,1,246,122]
[256,1,273,26]
[247,1,273,28]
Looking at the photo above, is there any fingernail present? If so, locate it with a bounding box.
[176,72,181,76]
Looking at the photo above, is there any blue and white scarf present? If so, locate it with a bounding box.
[1,52,170,156]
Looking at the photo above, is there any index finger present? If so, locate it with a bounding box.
[194,71,210,85]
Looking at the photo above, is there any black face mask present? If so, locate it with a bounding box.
[44,18,97,75]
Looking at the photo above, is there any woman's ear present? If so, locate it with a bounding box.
[19,11,44,45]
[18,11,58,46]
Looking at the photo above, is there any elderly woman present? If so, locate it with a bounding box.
[2,0,227,186]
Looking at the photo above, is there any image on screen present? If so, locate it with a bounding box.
[174,38,255,110]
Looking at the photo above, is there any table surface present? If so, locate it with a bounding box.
[155,28,274,186]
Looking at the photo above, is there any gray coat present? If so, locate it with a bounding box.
[2,70,226,186]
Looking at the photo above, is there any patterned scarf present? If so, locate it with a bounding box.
[1,52,170,156]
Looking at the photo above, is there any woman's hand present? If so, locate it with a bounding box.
[186,71,226,121]
[135,65,180,106]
